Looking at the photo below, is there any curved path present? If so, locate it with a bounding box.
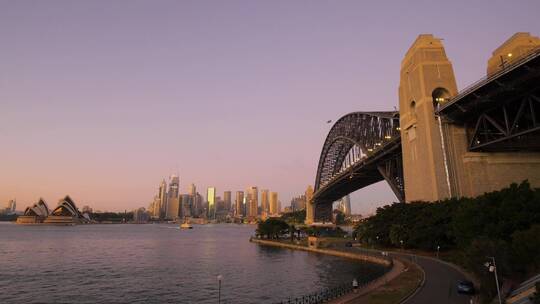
[355,248,474,304]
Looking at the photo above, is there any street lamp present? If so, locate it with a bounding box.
[499,53,513,70]
[217,274,223,304]
[485,257,502,304]
[436,245,440,259]
[400,240,404,250]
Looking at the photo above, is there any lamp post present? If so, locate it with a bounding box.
[400,240,404,251]
[485,257,502,304]
[499,53,513,70]
[437,245,440,259]
[217,274,223,304]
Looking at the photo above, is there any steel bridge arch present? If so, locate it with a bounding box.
[314,111,401,192]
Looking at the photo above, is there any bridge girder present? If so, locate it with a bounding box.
[439,46,540,152]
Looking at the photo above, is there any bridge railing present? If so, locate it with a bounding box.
[438,45,540,113]
[272,261,392,304]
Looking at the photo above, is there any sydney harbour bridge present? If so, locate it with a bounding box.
[307,33,540,223]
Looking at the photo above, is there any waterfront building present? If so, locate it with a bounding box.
[235,191,244,217]
[207,187,216,219]
[246,186,258,218]
[43,196,89,225]
[166,197,180,220]
[223,191,232,212]
[269,192,278,216]
[16,198,49,224]
[305,185,314,225]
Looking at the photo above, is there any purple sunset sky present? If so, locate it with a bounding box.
[1,1,540,213]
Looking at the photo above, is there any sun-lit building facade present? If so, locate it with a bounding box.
[207,187,216,219]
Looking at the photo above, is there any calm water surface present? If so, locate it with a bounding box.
[0,222,384,303]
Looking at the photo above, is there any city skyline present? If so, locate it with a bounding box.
[2,1,540,214]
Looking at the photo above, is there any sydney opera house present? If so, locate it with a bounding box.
[16,196,90,225]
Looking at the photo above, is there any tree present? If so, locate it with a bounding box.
[256,218,289,239]
[334,210,345,225]
[511,225,540,274]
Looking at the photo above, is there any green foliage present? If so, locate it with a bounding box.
[280,210,306,224]
[511,225,540,273]
[354,181,540,282]
[256,218,290,239]
[334,210,346,225]
[0,214,18,221]
[90,212,133,222]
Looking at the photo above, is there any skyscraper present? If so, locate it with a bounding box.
[341,195,351,216]
[269,192,278,216]
[194,193,204,217]
[247,186,258,218]
[168,175,180,199]
[180,194,191,218]
[207,187,216,219]
[223,191,232,212]
[235,191,244,217]
[260,189,269,216]
[188,183,196,197]
[166,197,180,220]
[151,195,161,218]
[158,179,167,218]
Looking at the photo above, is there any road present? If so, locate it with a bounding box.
[354,247,474,304]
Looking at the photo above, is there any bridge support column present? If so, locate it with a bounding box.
[377,154,405,202]
[398,34,458,202]
[305,185,315,225]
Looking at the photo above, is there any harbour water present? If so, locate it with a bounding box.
[0,222,385,303]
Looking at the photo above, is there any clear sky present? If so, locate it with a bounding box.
[1,0,540,213]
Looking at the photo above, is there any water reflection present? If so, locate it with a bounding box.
[0,223,384,304]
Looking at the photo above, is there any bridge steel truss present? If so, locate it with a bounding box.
[440,46,540,152]
[312,112,402,222]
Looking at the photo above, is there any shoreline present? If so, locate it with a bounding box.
[250,238,411,303]
[250,238,392,267]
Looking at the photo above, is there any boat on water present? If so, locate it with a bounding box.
[180,222,193,229]
[180,218,193,229]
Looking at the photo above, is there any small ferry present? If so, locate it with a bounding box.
[180,218,193,229]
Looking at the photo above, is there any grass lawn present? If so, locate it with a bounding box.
[361,262,423,304]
